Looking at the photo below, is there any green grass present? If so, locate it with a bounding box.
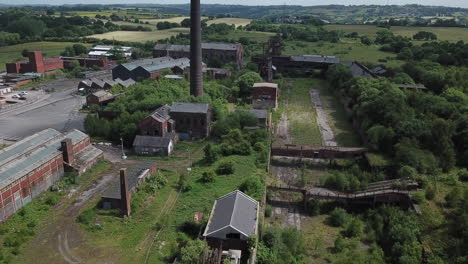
[2,159,110,263]
[206,18,252,27]
[325,24,468,42]
[0,41,92,71]
[283,40,402,67]
[275,78,323,146]
[87,28,189,42]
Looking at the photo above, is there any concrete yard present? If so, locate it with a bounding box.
[0,79,85,141]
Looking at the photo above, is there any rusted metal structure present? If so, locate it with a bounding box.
[190,0,203,97]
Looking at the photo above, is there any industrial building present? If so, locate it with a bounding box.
[252,82,279,110]
[6,51,64,75]
[153,43,244,69]
[169,102,212,139]
[0,129,103,223]
[88,45,133,58]
[235,109,268,128]
[86,91,119,107]
[111,57,191,81]
[100,161,157,213]
[78,78,136,94]
[203,190,259,254]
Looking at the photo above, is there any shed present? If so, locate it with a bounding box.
[203,190,259,251]
[86,91,115,106]
[132,135,174,156]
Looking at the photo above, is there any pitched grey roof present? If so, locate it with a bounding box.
[203,190,259,238]
[115,78,136,87]
[253,82,278,89]
[138,58,190,73]
[91,90,113,99]
[119,57,174,71]
[291,55,340,64]
[154,43,241,52]
[102,161,156,200]
[132,135,172,149]
[236,109,268,119]
[171,102,209,114]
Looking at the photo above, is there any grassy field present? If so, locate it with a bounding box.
[140,16,198,25]
[0,42,92,71]
[88,28,189,42]
[325,24,468,42]
[283,39,402,67]
[69,10,167,19]
[207,18,252,27]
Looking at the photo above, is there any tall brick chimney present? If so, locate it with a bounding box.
[120,169,131,217]
[190,0,203,97]
[28,51,45,74]
[61,139,75,165]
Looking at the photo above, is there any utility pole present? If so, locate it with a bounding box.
[120,137,127,160]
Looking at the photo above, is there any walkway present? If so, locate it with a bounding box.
[310,88,337,146]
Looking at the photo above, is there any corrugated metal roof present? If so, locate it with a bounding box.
[119,57,174,71]
[290,55,340,64]
[203,190,258,238]
[138,58,190,73]
[150,104,171,122]
[170,102,209,114]
[0,129,88,189]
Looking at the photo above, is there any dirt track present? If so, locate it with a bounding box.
[310,89,337,147]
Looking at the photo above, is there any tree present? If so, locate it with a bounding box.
[360,36,372,45]
[235,71,263,98]
[216,160,235,175]
[203,144,218,164]
[329,208,349,227]
[181,18,191,27]
[72,44,88,56]
[344,218,363,238]
[430,118,456,172]
[239,176,263,200]
[201,170,216,183]
[180,239,207,264]
[21,48,29,57]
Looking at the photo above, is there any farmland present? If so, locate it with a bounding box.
[206,18,252,27]
[88,28,189,42]
[325,24,468,42]
[0,42,92,71]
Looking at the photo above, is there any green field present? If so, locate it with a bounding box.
[207,18,252,27]
[141,16,198,25]
[283,39,402,67]
[325,24,468,42]
[69,10,165,19]
[0,42,92,71]
[88,28,190,42]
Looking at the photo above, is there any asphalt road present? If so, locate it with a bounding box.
[0,79,85,141]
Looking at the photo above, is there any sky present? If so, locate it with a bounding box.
[1,0,468,8]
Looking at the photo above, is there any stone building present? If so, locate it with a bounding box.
[252,82,279,110]
[169,102,212,139]
[153,43,244,69]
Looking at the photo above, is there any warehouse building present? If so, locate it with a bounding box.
[153,43,244,69]
[170,102,212,139]
[252,82,279,110]
[6,51,64,75]
[88,45,133,58]
[112,57,191,81]
[0,129,103,223]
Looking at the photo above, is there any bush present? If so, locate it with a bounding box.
[329,208,349,227]
[77,209,97,225]
[201,170,216,183]
[203,143,218,164]
[216,160,235,175]
[425,186,435,200]
[306,199,321,216]
[239,175,263,200]
[412,191,425,204]
[178,173,192,192]
[343,217,363,238]
[458,169,468,182]
[265,205,272,217]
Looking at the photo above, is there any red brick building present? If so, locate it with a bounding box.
[252,82,279,110]
[6,51,64,75]
[138,104,174,137]
[0,129,103,223]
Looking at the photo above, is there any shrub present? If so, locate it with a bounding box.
[178,173,192,192]
[425,186,435,200]
[203,143,218,164]
[412,191,425,204]
[306,199,321,216]
[458,169,468,182]
[265,205,272,218]
[343,217,363,238]
[239,175,263,200]
[201,170,216,183]
[329,208,349,227]
[77,209,97,225]
[216,160,235,175]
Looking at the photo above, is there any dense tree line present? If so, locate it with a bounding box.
[326,64,467,172]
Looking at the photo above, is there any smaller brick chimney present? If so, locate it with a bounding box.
[120,168,131,217]
[61,139,75,165]
[28,51,45,74]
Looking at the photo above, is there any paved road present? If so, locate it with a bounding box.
[0,79,85,141]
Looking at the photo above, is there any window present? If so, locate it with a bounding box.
[226,233,241,239]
